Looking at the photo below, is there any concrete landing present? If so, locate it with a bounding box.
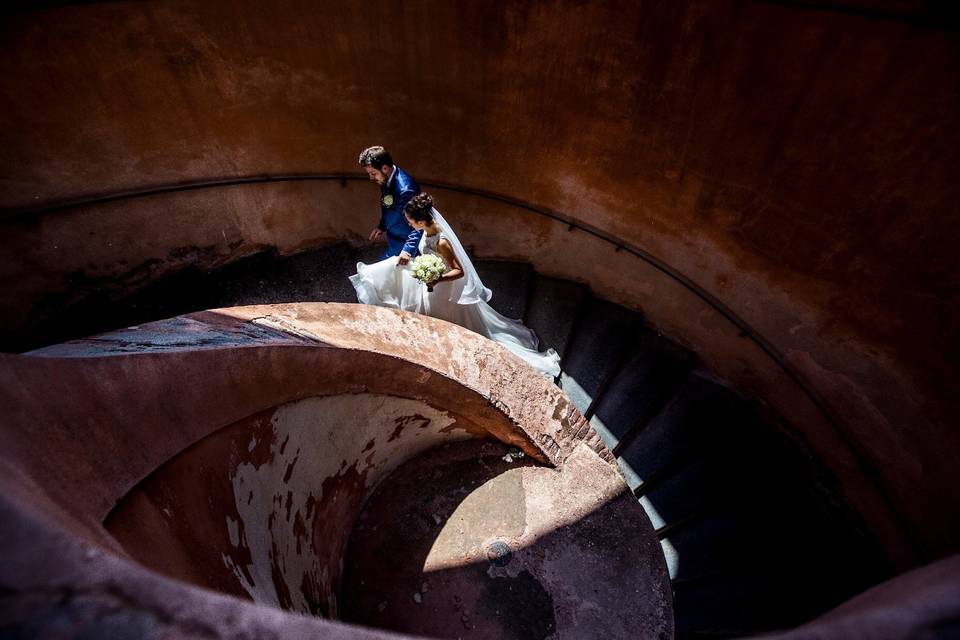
[341,440,672,640]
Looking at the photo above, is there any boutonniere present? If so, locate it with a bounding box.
[382,194,395,207]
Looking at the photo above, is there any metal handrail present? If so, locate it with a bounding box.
[0,173,846,422]
[2,172,919,558]
[0,173,829,416]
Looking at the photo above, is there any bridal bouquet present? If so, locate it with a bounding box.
[410,254,446,291]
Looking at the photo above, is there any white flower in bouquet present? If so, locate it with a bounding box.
[410,254,447,291]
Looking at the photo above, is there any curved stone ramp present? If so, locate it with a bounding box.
[0,303,672,639]
[10,241,890,636]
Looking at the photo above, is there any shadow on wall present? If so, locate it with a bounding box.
[340,439,671,640]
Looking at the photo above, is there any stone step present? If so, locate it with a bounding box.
[9,235,890,637]
[278,243,361,304]
[663,507,854,593]
[355,243,387,265]
[206,243,360,307]
[670,533,865,636]
[474,260,535,321]
[16,265,212,351]
[661,512,755,581]
[522,275,589,359]
[640,452,788,533]
[622,376,891,636]
[558,299,644,415]
[203,249,288,306]
[589,329,695,451]
[122,264,212,320]
[614,373,747,492]
[35,243,364,349]
[672,570,796,637]
[643,455,725,527]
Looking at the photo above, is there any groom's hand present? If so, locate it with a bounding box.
[368,228,385,242]
[397,251,412,266]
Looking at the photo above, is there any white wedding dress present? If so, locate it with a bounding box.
[349,210,561,378]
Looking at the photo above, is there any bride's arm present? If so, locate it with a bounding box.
[436,239,464,282]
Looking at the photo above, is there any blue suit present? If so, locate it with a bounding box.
[378,166,423,260]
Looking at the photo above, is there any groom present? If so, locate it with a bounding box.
[358,146,423,264]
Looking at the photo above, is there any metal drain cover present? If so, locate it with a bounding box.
[486,540,513,567]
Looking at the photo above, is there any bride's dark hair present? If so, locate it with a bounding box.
[405,192,435,223]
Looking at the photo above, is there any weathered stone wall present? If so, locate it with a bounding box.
[1,304,627,639]
[106,394,478,618]
[1,1,958,565]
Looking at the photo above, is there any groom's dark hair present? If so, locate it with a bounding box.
[358,146,393,169]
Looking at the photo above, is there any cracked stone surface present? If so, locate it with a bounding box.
[0,303,668,639]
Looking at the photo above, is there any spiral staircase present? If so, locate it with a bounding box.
[11,240,889,638]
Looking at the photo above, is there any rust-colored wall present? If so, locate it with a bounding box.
[106,395,479,617]
[1,2,958,565]
[0,304,615,640]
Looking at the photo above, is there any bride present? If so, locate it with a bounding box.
[349,192,561,378]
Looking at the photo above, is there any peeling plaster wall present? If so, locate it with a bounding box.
[107,393,474,618]
[1,1,958,565]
